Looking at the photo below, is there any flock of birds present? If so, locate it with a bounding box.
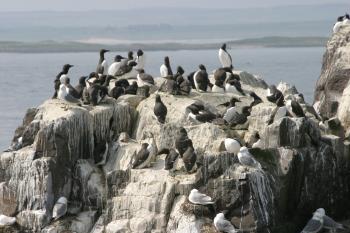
[333,13,350,33]
[0,40,347,232]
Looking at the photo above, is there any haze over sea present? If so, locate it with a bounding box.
[0,2,348,150]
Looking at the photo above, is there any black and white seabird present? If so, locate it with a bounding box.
[108,55,125,76]
[174,66,185,80]
[177,75,192,95]
[53,64,73,99]
[158,148,179,170]
[88,84,108,106]
[223,106,250,126]
[175,127,192,157]
[109,83,125,100]
[132,143,151,168]
[182,140,197,172]
[343,13,350,25]
[187,108,217,123]
[214,67,233,83]
[125,81,138,95]
[248,91,263,106]
[218,43,233,69]
[135,49,145,70]
[96,49,109,75]
[64,77,80,99]
[194,64,211,92]
[286,99,305,117]
[266,85,284,106]
[137,69,155,86]
[114,60,137,77]
[160,56,173,78]
[225,78,245,95]
[187,72,196,89]
[127,51,134,62]
[115,79,130,89]
[75,76,87,99]
[154,94,167,124]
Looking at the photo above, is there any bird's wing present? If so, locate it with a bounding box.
[197,192,212,202]
[64,93,80,103]
[301,218,323,233]
[102,60,108,75]
[219,49,232,68]
[323,215,344,229]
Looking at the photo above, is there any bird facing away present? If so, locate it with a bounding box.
[218,43,233,69]
[175,127,191,157]
[188,189,214,205]
[194,64,211,92]
[52,197,68,220]
[162,148,179,170]
[182,140,196,172]
[137,69,155,86]
[214,213,238,233]
[154,94,168,124]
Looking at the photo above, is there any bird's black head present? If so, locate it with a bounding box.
[179,127,187,135]
[255,132,260,139]
[199,64,206,71]
[242,106,251,116]
[230,97,240,106]
[346,13,350,19]
[62,64,73,73]
[137,49,144,56]
[128,61,137,67]
[177,66,185,75]
[89,72,98,79]
[138,69,145,74]
[132,81,138,87]
[100,49,109,55]
[128,51,134,60]
[221,43,226,50]
[164,56,170,66]
[177,75,184,84]
[338,16,344,22]
[269,85,277,92]
[155,94,161,102]
[79,76,87,85]
[65,77,71,84]
[115,55,125,62]
[187,140,193,147]
[141,143,149,149]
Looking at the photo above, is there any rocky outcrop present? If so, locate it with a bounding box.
[314,25,350,120]
[1,41,350,233]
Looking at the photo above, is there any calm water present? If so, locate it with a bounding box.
[0,47,324,150]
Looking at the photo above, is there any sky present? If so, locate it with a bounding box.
[1,0,349,11]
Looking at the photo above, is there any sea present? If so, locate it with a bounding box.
[0,46,325,150]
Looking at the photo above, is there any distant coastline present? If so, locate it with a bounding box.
[0,36,328,53]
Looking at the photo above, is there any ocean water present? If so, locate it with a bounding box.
[0,47,324,150]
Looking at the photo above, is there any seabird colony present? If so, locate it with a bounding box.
[47,44,346,232]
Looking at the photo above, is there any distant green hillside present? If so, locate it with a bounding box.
[0,36,328,53]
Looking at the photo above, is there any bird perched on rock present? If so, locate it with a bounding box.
[225,78,245,96]
[182,140,197,172]
[174,66,185,80]
[65,77,80,99]
[214,67,233,83]
[109,82,125,100]
[114,79,130,89]
[286,99,305,117]
[188,189,214,205]
[301,208,325,233]
[160,56,173,77]
[248,91,263,106]
[224,138,241,155]
[176,75,192,95]
[214,213,238,233]
[53,64,73,99]
[137,69,155,86]
[88,84,108,106]
[96,49,109,75]
[132,143,154,169]
[333,16,344,33]
[52,197,68,220]
[135,49,146,70]
[323,212,348,232]
[223,106,250,126]
[175,127,192,157]
[57,76,81,104]
[194,64,211,92]
[267,85,284,106]
[125,81,138,95]
[237,147,261,169]
[218,43,233,69]
[74,76,87,99]
[108,55,125,76]
[154,94,167,124]
[158,148,179,170]
[188,108,217,123]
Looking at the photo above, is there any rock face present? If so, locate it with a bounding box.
[314,25,350,120]
[1,33,350,232]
